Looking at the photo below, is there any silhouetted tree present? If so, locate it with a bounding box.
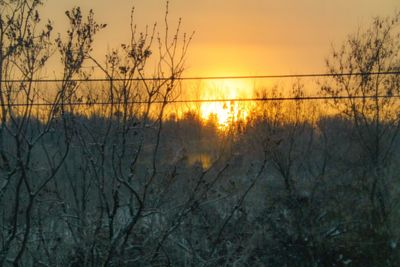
[321,12,400,266]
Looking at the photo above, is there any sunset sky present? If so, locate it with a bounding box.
[41,0,399,77]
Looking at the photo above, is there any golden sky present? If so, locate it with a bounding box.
[41,0,399,77]
[38,1,399,126]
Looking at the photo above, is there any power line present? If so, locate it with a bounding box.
[4,94,400,107]
[1,71,400,83]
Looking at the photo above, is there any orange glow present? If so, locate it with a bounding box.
[198,79,252,128]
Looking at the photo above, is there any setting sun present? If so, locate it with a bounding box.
[200,100,239,126]
[196,79,252,127]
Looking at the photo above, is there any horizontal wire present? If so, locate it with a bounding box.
[1,71,400,83]
[4,95,400,107]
